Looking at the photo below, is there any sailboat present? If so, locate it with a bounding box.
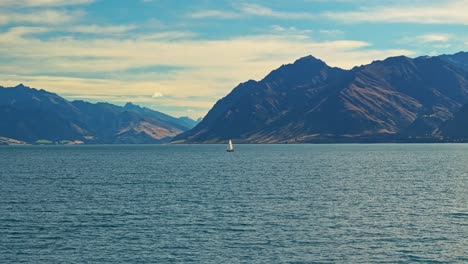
[226,139,234,152]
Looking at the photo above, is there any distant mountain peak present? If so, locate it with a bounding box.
[262,55,333,83]
[175,51,468,143]
[365,55,419,74]
[417,55,432,59]
[178,116,201,123]
[0,85,194,144]
[124,102,141,109]
[453,51,467,56]
[15,83,28,89]
[124,102,158,113]
[438,51,468,71]
[293,55,325,65]
[377,55,413,65]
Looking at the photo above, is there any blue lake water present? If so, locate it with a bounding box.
[0,144,467,263]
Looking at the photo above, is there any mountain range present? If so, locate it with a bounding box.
[0,84,200,144]
[174,52,468,143]
[2,52,468,144]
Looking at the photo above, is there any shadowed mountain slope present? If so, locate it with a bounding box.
[0,84,189,144]
[174,52,468,143]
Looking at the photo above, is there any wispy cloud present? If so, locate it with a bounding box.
[70,24,136,34]
[0,9,84,25]
[398,33,460,49]
[2,1,443,118]
[270,25,313,40]
[0,0,93,7]
[152,92,164,98]
[398,33,461,54]
[238,3,314,19]
[415,34,452,43]
[139,31,198,41]
[189,10,240,19]
[189,3,315,20]
[323,0,468,25]
[0,26,413,110]
[319,29,344,38]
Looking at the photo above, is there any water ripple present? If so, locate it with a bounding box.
[1,144,467,263]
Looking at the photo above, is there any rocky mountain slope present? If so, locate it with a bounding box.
[174,52,468,143]
[0,84,195,144]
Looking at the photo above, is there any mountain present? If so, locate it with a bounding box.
[0,84,85,142]
[0,84,190,144]
[123,102,200,130]
[439,102,468,140]
[439,51,468,71]
[174,52,468,143]
[0,137,26,145]
[177,116,202,130]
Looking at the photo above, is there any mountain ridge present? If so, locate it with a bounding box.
[174,52,468,143]
[0,84,197,144]
[3,52,468,144]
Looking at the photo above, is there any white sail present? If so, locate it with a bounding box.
[227,139,234,152]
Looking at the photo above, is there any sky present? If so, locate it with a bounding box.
[0,0,467,118]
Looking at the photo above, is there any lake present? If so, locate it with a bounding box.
[0,144,467,263]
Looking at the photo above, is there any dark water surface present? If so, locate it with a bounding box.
[1,144,467,263]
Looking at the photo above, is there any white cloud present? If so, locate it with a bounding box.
[238,3,314,19]
[432,43,452,49]
[415,34,452,43]
[323,0,468,25]
[189,3,315,20]
[319,29,344,38]
[0,26,413,85]
[70,24,136,34]
[189,10,240,19]
[270,25,313,40]
[152,92,164,98]
[0,10,84,25]
[398,33,462,50]
[0,25,415,118]
[139,31,197,41]
[0,0,93,7]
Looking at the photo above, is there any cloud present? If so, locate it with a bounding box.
[414,34,452,43]
[270,25,313,40]
[70,24,136,34]
[189,10,240,19]
[397,32,465,54]
[152,92,164,98]
[0,9,84,25]
[432,43,452,49]
[0,28,413,87]
[0,21,414,118]
[0,0,93,7]
[238,3,315,19]
[189,3,314,20]
[139,31,197,41]
[319,29,344,38]
[322,0,468,25]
